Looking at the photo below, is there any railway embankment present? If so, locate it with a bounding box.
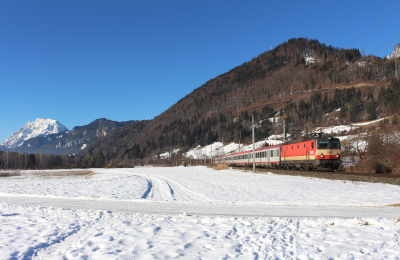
[233,167,400,186]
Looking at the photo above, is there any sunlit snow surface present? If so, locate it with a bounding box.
[0,167,399,259]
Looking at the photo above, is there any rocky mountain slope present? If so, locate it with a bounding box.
[386,43,400,59]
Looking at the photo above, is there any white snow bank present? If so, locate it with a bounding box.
[351,117,389,126]
[1,202,399,259]
[315,116,391,136]
[1,167,400,206]
[159,148,180,159]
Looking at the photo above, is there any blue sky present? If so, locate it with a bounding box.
[1,0,400,143]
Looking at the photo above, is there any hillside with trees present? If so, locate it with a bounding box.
[80,38,398,163]
[2,37,399,170]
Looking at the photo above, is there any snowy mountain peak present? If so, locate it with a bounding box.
[386,43,400,59]
[1,118,69,148]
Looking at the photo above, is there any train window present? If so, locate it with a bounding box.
[311,142,314,149]
[271,151,273,157]
[292,146,293,150]
[330,139,341,149]
[304,144,306,148]
[318,140,329,149]
[297,145,299,149]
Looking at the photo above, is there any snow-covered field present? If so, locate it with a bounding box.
[1,166,400,259]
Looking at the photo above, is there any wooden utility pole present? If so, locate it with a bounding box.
[252,114,255,172]
[239,131,241,152]
[283,120,286,142]
[210,144,213,164]
[221,137,224,163]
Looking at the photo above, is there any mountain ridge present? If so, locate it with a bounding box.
[2,118,143,155]
[1,118,69,149]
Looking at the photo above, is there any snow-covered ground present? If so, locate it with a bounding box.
[1,167,400,259]
[314,116,391,136]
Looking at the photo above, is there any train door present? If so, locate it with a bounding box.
[283,147,286,168]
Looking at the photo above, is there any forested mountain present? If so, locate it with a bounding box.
[83,38,399,163]
[2,37,399,169]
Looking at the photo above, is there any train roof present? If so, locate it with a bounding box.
[217,143,282,158]
[281,135,340,146]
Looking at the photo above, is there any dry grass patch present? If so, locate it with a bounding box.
[28,170,95,178]
[213,163,230,170]
[0,170,22,177]
[387,203,400,207]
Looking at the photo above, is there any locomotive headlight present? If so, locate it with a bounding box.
[321,153,324,158]
[336,153,339,158]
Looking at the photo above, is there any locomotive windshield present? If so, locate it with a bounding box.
[317,140,329,149]
[330,139,341,149]
[317,139,341,149]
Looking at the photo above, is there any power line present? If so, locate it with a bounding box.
[318,37,400,88]
[253,4,400,123]
[283,88,400,129]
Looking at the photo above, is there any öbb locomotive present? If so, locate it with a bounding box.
[214,136,342,171]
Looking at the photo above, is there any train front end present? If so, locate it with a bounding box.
[314,137,342,170]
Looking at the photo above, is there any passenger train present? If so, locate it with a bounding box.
[214,136,342,171]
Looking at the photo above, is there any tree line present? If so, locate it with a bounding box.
[0,150,106,170]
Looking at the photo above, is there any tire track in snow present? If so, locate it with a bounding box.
[141,179,153,199]
[135,174,212,202]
